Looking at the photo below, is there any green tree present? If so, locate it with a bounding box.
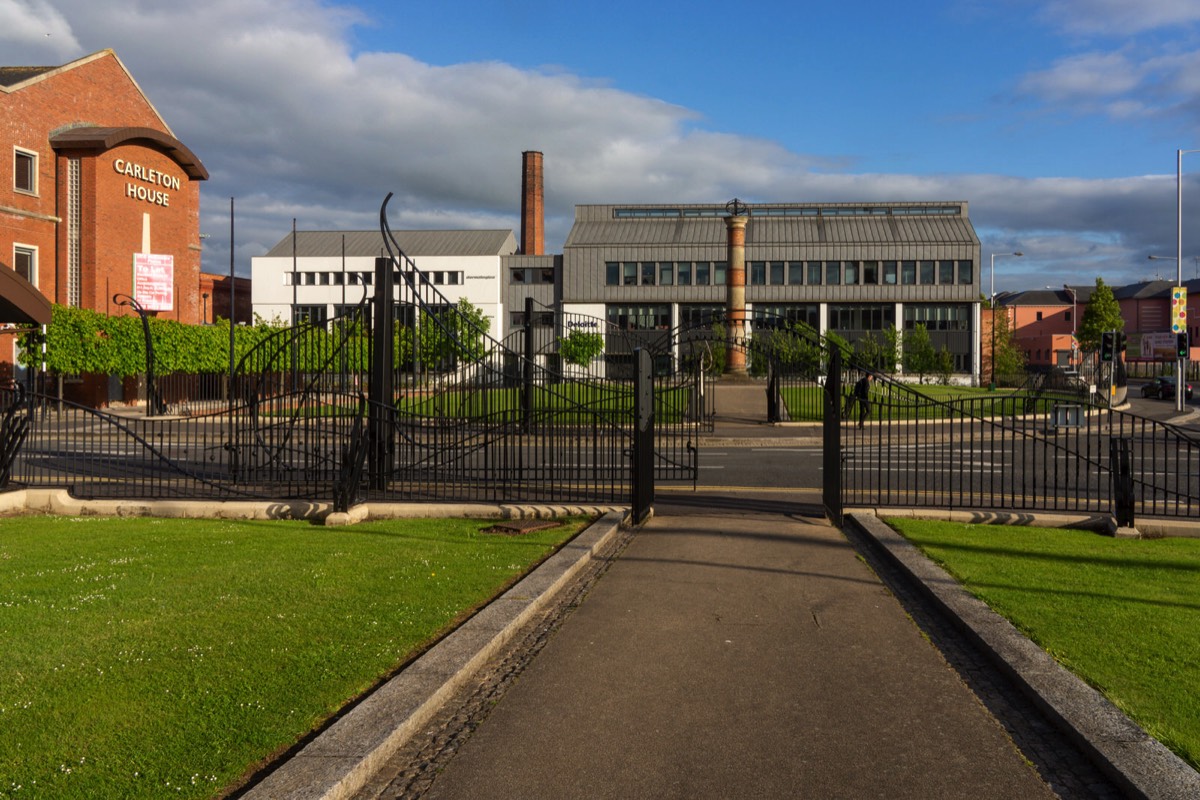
[401,299,491,371]
[856,326,900,373]
[936,346,954,385]
[824,329,853,363]
[902,323,938,383]
[776,322,824,375]
[747,323,824,377]
[1077,277,1124,354]
[990,305,1026,384]
[558,330,605,368]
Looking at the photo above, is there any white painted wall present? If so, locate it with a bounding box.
[250,254,505,339]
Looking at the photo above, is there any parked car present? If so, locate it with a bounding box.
[1141,376,1194,400]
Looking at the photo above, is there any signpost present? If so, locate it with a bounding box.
[1171,286,1189,410]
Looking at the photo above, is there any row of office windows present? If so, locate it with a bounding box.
[292,303,454,326]
[602,303,971,331]
[677,304,824,330]
[603,302,972,332]
[605,259,974,288]
[749,259,973,287]
[509,310,556,327]
[612,205,962,219]
[605,261,728,287]
[602,303,974,372]
[283,270,463,287]
[509,267,555,284]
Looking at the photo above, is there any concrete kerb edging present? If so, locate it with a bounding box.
[847,512,1200,800]
[239,508,629,800]
[1,489,624,526]
[845,506,1200,540]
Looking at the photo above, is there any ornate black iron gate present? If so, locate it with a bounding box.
[3,195,703,512]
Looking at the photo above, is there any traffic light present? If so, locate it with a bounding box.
[1100,331,1114,363]
[1177,332,1190,360]
[1116,332,1127,355]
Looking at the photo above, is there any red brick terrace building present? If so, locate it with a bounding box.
[1,49,208,397]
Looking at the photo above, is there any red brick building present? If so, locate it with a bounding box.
[199,272,252,325]
[1,49,207,394]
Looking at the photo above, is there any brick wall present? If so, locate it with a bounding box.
[0,50,205,388]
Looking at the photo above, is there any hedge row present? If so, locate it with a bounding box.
[17,302,491,378]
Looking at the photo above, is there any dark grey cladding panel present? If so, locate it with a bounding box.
[503,254,560,312]
[565,220,726,246]
[503,254,560,269]
[598,285,725,303]
[504,283,555,309]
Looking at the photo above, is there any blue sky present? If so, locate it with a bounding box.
[5,0,1200,290]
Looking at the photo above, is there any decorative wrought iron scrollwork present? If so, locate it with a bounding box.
[725,198,750,217]
[113,293,167,416]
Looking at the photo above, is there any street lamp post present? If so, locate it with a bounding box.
[989,251,1023,390]
[1176,150,1200,411]
[1148,253,1175,280]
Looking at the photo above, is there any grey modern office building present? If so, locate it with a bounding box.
[503,200,983,382]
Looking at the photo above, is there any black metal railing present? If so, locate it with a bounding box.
[836,371,1200,521]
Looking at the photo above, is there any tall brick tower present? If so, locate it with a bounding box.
[724,199,750,376]
[520,151,544,256]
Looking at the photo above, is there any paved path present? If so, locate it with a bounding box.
[362,506,1055,799]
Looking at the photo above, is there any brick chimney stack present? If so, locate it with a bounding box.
[520,150,544,256]
[724,208,749,376]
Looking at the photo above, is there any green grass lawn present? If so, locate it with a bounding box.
[887,518,1200,770]
[0,515,588,799]
[782,384,1059,421]
[394,384,691,424]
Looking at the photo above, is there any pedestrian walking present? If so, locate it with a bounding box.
[853,372,873,428]
[842,384,857,417]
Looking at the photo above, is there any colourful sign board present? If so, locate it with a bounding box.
[133,253,174,312]
[1132,331,1179,361]
[1171,286,1188,333]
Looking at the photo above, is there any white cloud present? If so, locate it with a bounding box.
[0,0,81,57]
[1039,0,1200,36]
[1018,51,1142,102]
[1015,44,1200,125]
[6,0,1196,295]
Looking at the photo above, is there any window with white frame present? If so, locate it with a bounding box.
[13,246,36,285]
[14,148,37,194]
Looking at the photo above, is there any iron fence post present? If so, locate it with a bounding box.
[823,345,843,525]
[523,297,535,432]
[632,348,654,524]
[369,256,395,490]
[767,362,780,423]
[1109,436,1135,528]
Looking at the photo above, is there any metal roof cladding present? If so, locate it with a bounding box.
[263,230,518,259]
[564,202,979,248]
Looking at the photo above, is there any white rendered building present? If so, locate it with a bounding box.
[250,229,517,340]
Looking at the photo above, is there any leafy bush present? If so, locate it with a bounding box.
[17,300,492,379]
[558,330,605,367]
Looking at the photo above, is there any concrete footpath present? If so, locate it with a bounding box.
[371,508,1059,800]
